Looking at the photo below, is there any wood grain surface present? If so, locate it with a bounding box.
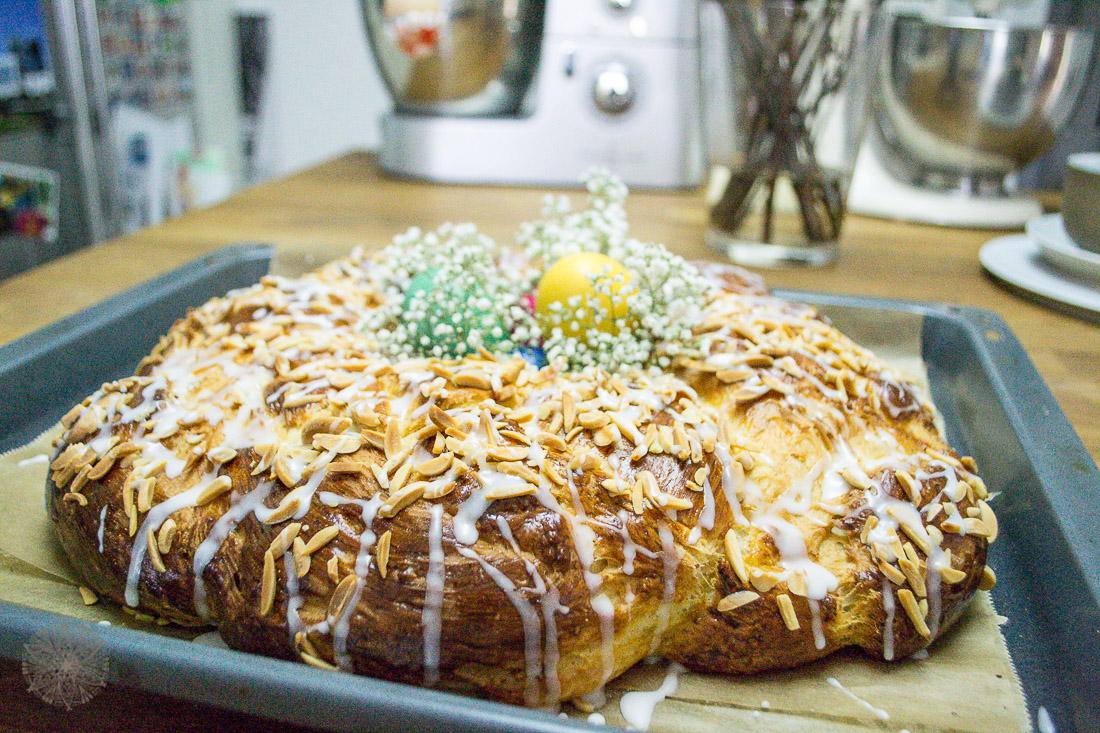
[2,150,1096,467]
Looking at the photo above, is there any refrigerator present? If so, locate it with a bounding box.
[0,0,240,281]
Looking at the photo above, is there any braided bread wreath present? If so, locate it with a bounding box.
[46,185,997,710]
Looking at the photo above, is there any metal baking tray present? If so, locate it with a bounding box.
[0,244,1096,731]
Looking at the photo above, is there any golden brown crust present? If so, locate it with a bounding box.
[46,253,994,706]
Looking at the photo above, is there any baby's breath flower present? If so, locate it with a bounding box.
[522,169,714,371]
[362,223,538,360]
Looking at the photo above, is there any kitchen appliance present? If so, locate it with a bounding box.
[848,1,1096,228]
[361,0,704,188]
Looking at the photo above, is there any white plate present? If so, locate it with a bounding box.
[1025,214,1100,284]
[979,234,1100,324]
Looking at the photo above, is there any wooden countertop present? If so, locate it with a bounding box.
[4,151,1097,464]
[0,150,1096,728]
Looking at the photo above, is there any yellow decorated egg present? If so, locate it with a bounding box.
[536,252,634,337]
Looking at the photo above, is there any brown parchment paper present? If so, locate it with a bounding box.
[0,269,1030,731]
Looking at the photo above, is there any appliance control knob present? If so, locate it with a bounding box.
[591,63,635,115]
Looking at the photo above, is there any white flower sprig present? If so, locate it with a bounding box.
[361,223,538,360]
[360,170,713,371]
[521,169,714,371]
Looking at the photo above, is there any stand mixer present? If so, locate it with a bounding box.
[847,0,1096,227]
[361,0,704,188]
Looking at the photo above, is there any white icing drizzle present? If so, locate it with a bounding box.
[125,471,219,607]
[686,474,715,545]
[192,481,274,618]
[17,453,49,468]
[809,599,825,650]
[710,443,748,525]
[283,550,303,638]
[422,502,446,686]
[317,491,384,670]
[825,676,890,721]
[97,505,107,553]
[650,519,680,655]
[1037,706,1057,733]
[496,516,562,703]
[456,545,543,707]
[619,661,685,731]
[882,578,895,661]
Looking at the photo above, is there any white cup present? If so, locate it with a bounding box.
[1063,152,1100,254]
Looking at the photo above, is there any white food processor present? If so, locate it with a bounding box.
[847,0,1097,227]
[360,0,704,188]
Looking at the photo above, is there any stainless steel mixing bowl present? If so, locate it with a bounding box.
[871,14,1095,193]
[361,0,545,117]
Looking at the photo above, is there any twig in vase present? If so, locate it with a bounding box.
[711,1,851,245]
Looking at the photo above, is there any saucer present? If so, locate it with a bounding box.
[980,234,1100,324]
[1025,214,1100,284]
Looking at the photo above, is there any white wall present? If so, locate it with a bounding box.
[234,0,390,179]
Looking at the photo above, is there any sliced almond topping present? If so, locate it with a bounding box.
[979,565,997,591]
[417,452,453,477]
[384,419,404,459]
[274,456,299,487]
[716,369,753,384]
[304,525,340,555]
[495,461,541,486]
[370,463,389,490]
[207,445,238,465]
[485,483,537,501]
[978,500,998,543]
[147,526,167,572]
[87,454,118,481]
[313,433,364,454]
[328,574,358,620]
[630,476,644,514]
[486,445,529,463]
[252,444,277,476]
[501,359,525,384]
[453,371,492,390]
[498,429,531,446]
[542,461,567,487]
[379,482,427,518]
[939,566,967,584]
[327,554,340,583]
[750,571,778,594]
[591,427,616,447]
[786,571,808,597]
[259,550,277,616]
[389,461,414,493]
[137,477,155,513]
[301,652,338,671]
[375,530,392,578]
[895,469,921,503]
[78,586,98,606]
[878,560,907,586]
[962,517,992,538]
[157,518,177,554]
[662,494,694,511]
[776,593,800,631]
[268,522,303,558]
[562,392,576,433]
[724,529,748,584]
[578,411,611,430]
[717,590,760,612]
[195,476,234,507]
[294,537,311,578]
[897,588,931,638]
[263,495,302,525]
[62,492,88,506]
[537,433,567,452]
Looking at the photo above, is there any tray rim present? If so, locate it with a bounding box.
[0,247,1096,731]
